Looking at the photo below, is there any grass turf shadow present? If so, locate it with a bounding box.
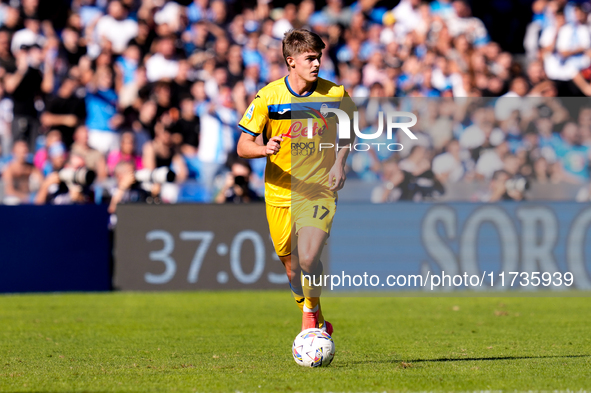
[342,354,591,366]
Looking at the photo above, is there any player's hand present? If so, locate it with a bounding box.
[328,163,346,191]
[263,136,283,156]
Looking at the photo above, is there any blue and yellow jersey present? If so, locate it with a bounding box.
[238,76,354,207]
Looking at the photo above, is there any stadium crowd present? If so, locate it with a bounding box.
[2,0,591,206]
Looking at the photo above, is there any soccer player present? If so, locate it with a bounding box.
[237,29,354,334]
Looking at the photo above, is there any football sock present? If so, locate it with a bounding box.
[291,282,325,324]
[301,262,323,312]
[290,282,305,313]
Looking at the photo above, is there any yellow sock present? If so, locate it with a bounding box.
[291,283,325,323]
[290,283,305,313]
[304,296,320,311]
[301,269,322,311]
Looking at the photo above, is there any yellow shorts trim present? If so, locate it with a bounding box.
[266,198,336,257]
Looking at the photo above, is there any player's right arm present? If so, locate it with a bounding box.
[236,91,283,158]
[237,133,283,158]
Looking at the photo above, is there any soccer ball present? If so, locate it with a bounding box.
[292,328,335,367]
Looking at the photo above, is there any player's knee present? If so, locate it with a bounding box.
[298,253,318,273]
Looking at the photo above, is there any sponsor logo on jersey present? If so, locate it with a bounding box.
[282,121,327,139]
[303,106,328,130]
[291,142,315,156]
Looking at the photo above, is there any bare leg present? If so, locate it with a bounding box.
[297,226,328,310]
[297,226,327,278]
[279,253,302,289]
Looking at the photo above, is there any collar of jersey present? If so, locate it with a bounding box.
[284,76,317,97]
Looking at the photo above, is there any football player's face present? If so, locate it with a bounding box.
[290,51,322,83]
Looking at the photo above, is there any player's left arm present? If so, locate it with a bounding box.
[328,89,356,191]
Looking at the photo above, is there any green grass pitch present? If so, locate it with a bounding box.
[1,291,590,392]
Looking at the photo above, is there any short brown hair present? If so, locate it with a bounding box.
[282,29,325,67]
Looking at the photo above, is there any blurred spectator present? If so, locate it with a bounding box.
[115,45,140,90]
[132,99,156,147]
[533,156,552,183]
[40,74,86,148]
[172,95,200,156]
[42,140,68,177]
[310,0,352,30]
[118,65,148,108]
[34,152,94,205]
[397,145,444,200]
[495,77,534,121]
[399,145,431,176]
[459,110,498,152]
[33,129,61,174]
[129,18,156,60]
[1,0,591,206]
[447,1,490,47]
[481,169,511,202]
[432,139,473,184]
[108,160,148,213]
[142,123,188,183]
[2,140,42,204]
[272,4,296,39]
[371,155,443,202]
[85,66,120,154]
[146,35,179,82]
[107,131,143,176]
[242,32,267,82]
[71,125,108,182]
[5,43,53,151]
[154,1,184,33]
[95,0,138,54]
[363,52,388,87]
[391,0,422,38]
[371,158,411,203]
[430,0,455,20]
[11,16,45,55]
[553,121,590,183]
[476,138,509,180]
[490,170,529,202]
[540,5,590,85]
[215,156,261,203]
[187,0,209,24]
[59,26,87,69]
[0,30,16,76]
[195,88,237,194]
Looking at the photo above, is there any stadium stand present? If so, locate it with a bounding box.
[1,0,591,204]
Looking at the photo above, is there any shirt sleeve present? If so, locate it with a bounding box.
[238,92,268,136]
